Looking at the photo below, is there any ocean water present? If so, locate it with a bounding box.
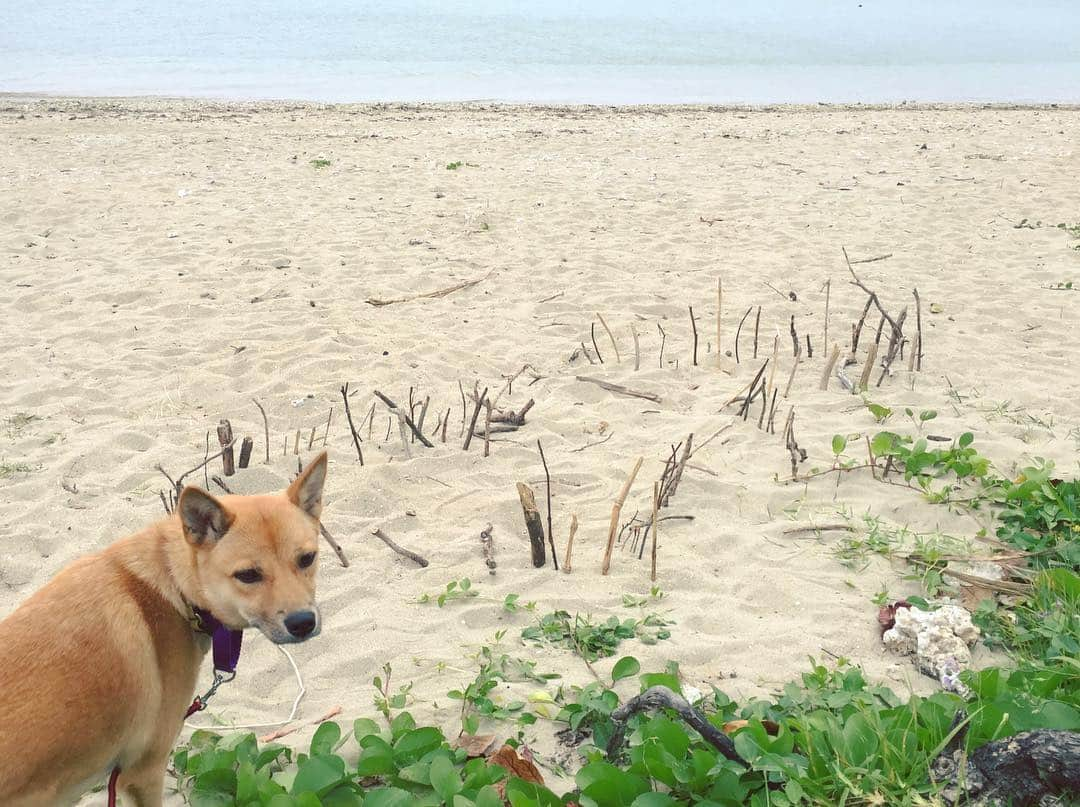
[2,0,1079,104]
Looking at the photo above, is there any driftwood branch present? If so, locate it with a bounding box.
[606,687,747,768]
[320,524,350,568]
[371,528,429,568]
[480,523,496,575]
[516,482,547,567]
[340,383,365,464]
[537,440,558,570]
[462,386,489,451]
[365,272,490,306]
[933,723,1080,806]
[374,390,434,448]
[601,456,644,575]
[576,375,662,404]
[252,399,271,464]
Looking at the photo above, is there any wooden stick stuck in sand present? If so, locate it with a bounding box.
[322,407,333,446]
[632,323,640,371]
[913,287,924,371]
[516,482,547,568]
[371,528,428,568]
[689,305,699,366]
[340,383,365,465]
[601,456,644,575]
[734,306,752,364]
[661,434,693,507]
[481,523,496,575]
[819,344,841,390]
[374,390,434,448]
[752,306,761,359]
[563,513,578,573]
[537,440,558,570]
[590,322,605,365]
[238,436,254,469]
[596,312,622,363]
[462,386,489,451]
[482,400,492,458]
[252,398,271,464]
[823,278,831,349]
[858,342,879,391]
[716,277,723,365]
[650,481,659,582]
[217,420,235,476]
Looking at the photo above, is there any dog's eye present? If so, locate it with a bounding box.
[298,552,316,569]
[233,568,263,584]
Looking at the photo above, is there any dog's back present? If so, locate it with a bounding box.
[0,538,201,804]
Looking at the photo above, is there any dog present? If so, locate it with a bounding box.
[0,451,328,806]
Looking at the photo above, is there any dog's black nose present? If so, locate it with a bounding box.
[284,610,317,639]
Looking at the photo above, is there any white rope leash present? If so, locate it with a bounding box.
[183,644,305,732]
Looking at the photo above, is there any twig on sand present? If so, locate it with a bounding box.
[650,481,660,582]
[480,523,496,575]
[576,375,662,404]
[365,271,490,306]
[320,524,350,568]
[591,322,605,365]
[371,528,429,568]
[689,306,699,366]
[259,706,344,743]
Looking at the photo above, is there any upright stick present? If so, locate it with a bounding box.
[462,387,489,451]
[650,480,659,582]
[752,306,761,359]
[632,323,640,371]
[516,482,547,567]
[601,457,644,575]
[689,305,699,366]
[819,343,841,390]
[217,420,235,476]
[823,278,831,351]
[563,514,578,573]
[597,312,622,363]
[252,398,271,464]
[716,277,723,366]
[537,440,558,570]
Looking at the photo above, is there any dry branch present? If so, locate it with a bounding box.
[365,271,490,306]
[252,399,270,464]
[563,514,579,573]
[516,482,547,568]
[575,375,662,404]
[601,456,644,575]
[320,524,350,568]
[374,390,434,448]
[371,527,429,567]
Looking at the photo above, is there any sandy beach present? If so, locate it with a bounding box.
[1,99,1078,798]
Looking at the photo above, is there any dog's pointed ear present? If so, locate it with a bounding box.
[287,451,327,520]
[178,487,233,545]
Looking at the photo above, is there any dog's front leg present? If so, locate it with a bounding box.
[118,764,165,807]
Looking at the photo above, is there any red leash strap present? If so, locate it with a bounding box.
[107,766,120,807]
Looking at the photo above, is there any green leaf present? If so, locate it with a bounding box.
[958,432,974,448]
[310,721,341,757]
[612,656,641,683]
[357,736,396,776]
[429,754,464,801]
[353,718,382,743]
[292,754,347,795]
[631,795,679,807]
[393,726,446,764]
[363,787,417,807]
[831,434,847,455]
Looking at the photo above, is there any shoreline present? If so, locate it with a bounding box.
[4,94,1080,114]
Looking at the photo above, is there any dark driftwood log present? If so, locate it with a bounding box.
[576,375,662,404]
[934,727,1080,806]
[217,420,235,476]
[238,437,254,469]
[516,482,547,567]
[606,686,747,768]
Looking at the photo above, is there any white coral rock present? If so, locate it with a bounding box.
[882,605,980,685]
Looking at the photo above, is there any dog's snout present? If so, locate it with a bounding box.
[283,610,317,639]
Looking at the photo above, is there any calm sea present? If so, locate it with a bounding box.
[2,0,1079,104]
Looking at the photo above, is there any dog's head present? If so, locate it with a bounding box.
[176,452,327,644]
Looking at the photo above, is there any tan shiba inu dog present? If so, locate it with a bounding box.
[0,452,328,806]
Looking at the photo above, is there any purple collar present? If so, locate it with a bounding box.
[191,605,244,674]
